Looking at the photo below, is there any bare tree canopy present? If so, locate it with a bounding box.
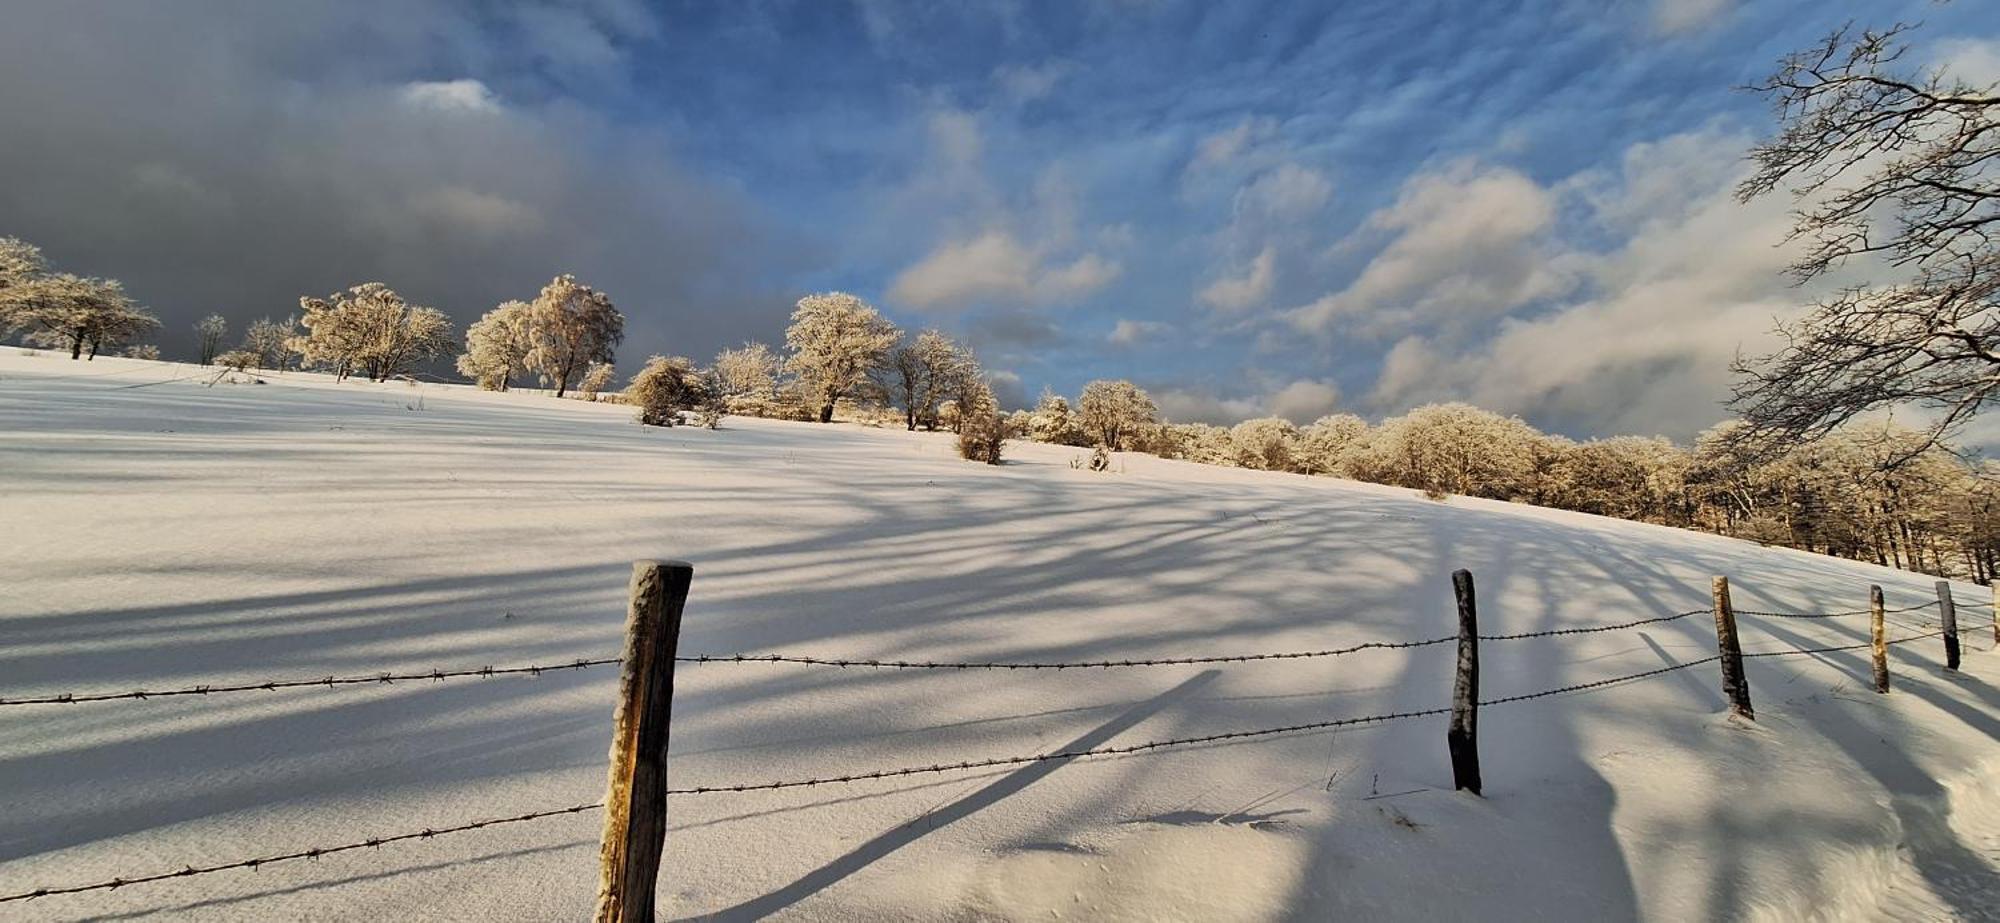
[1733,21,2000,451]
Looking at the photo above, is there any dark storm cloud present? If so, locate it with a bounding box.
[0,0,806,362]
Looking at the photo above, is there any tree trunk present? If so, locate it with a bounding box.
[819,401,835,423]
[69,331,84,360]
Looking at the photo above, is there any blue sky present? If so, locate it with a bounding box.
[4,0,1996,439]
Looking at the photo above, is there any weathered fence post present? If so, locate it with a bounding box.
[1936,581,1960,672]
[1870,585,1889,694]
[596,560,694,923]
[1447,569,1481,795]
[1990,580,1998,650]
[1711,576,1753,720]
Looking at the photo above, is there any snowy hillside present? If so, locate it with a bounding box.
[1,352,1996,922]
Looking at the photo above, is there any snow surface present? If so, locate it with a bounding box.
[1,352,1997,922]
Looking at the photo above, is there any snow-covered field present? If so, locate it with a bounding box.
[1,352,1997,922]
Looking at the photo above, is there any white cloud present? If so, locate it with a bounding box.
[1361,127,1814,438]
[1198,246,1276,313]
[993,60,1070,103]
[1235,163,1332,221]
[1650,0,1731,36]
[1189,115,1277,172]
[1266,379,1341,423]
[398,79,501,113]
[928,108,985,171]
[1108,318,1171,347]
[888,230,1120,310]
[1288,161,1569,337]
[1934,38,2000,86]
[410,186,542,237]
[1153,377,1342,425]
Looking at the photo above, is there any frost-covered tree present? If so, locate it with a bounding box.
[783,291,900,423]
[457,300,533,391]
[1298,414,1370,477]
[577,361,616,401]
[884,329,980,431]
[194,314,227,366]
[15,275,157,360]
[1553,436,1689,523]
[291,284,453,382]
[292,284,387,381]
[0,237,50,336]
[1028,390,1085,445]
[628,355,710,427]
[1356,402,1538,499]
[956,379,1005,464]
[1077,379,1158,451]
[1230,417,1303,472]
[235,316,298,371]
[524,275,624,398]
[0,237,47,288]
[713,341,780,399]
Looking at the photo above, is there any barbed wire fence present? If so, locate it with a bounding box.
[0,563,1990,915]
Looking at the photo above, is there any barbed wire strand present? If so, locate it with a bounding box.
[675,636,1457,672]
[0,801,602,904]
[2,629,1963,905]
[0,658,624,707]
[3,597,1957,707]
[1736,600,1938,620]
[1477,608,1707,640]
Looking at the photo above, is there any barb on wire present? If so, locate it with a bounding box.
[665,705,1455,795]
[0,658,622,707]
[1478,608,1706,641]
[675,636,1456,672]
[1484,655,1724,703]
[12,640,1897,906]
[1736,601,1937,620]
[0,801,602,904]
[1741,629,1947,659]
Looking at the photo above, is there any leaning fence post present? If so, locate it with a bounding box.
[1936,581,1960,672]
[1870,585,1889,694]
[1447,569,1481,795]
[1711,576,1753,720]
[596,560,694,923]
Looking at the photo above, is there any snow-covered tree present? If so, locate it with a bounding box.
[15,275,157,360]
[1356,402,1539,499]
[291,284,453,382]
[523,275,624,398]
[1230,417,1304,472]
[577,361,617,401]
[0,237,50,335]
[956,379,1005,464]
[1028,390,1085,445]
[712,341,780,399]
[628,355,710,427]
[457,300,533,391]
[194,314,227,366]
[783,291,900,423]
[1077,379,1158,451]
[234,316,298,371]
[884,329,980,431]
[1298,414,1370,476]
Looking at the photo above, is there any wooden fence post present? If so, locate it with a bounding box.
[1870,585,1889,695]
[1990,580,1998,650]
[1936,581,1960,672]
[596,560,694,923]
[1448,569,1481,795]
[1711,576,1753,720]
